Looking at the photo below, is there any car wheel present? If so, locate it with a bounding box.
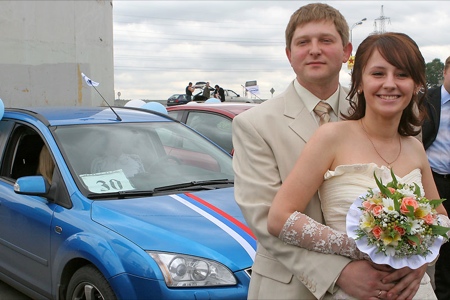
[66,265,116,300]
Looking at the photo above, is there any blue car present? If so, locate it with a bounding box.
[0,105,255,299]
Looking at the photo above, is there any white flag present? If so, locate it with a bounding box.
[245,85,260,95]
[81,73,100,87]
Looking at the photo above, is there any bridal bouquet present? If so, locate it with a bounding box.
[347,169,449,268]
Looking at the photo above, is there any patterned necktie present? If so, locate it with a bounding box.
[314,102,332,126]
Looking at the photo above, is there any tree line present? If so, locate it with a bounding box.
[426,58,444,88]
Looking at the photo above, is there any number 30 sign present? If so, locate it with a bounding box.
[80,169,135,193]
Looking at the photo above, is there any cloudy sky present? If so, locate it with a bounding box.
[112,1,449,101]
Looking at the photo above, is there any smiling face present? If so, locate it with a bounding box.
[286,20,351,92]
[360,49,415,118]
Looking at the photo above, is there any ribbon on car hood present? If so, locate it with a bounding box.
[169,193,256,261]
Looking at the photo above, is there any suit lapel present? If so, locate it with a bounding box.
[285,83,351,142]
[283,82,317,142]
[430,88,441,129]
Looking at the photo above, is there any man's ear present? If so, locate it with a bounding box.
[342,43,353,63]
[285,47,292,65]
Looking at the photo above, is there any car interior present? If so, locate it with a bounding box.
[11,132,44,180]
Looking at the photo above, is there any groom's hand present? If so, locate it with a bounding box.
[336,260,395,299]
[382,264,427,300]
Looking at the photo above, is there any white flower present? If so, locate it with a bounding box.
[397,188,416,198]
[382,197,396,214]
[409,219,422,235]
[385,247,396,257]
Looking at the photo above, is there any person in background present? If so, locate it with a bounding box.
[214,84,225,102]
[422,55,450,300]
[185,82,194,102]
[37,145,55,184]
[232,3,428,299]
[203,82,211,99]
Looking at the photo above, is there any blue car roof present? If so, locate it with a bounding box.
[5,106,172,126]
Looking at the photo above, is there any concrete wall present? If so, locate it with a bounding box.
[0,0,114,107]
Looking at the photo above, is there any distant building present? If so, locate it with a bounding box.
[0,0,114,107]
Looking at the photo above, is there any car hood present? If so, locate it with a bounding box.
[91,187,256,270]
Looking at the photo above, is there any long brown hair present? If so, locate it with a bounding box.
[345,32,427,136]
[37,145,55,184]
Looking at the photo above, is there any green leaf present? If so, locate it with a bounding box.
[413,183,422,198]
[405,205,415,218]
[374,172,391,197]
[390,168,398,188]
[407,235,420,245]
[429,199,446,208]
[431,225,450,237]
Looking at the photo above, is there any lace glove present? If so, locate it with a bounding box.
[279,211,369,261]
[437,214,450,240]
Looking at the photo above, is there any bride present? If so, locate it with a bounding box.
[267,32,449,300]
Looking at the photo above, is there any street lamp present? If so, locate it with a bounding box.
[350,18,367,46]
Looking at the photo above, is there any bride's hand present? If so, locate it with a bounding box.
[382,264,427,300]
[369,262,395,273]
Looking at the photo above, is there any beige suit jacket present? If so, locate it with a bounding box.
[233,81,352,299]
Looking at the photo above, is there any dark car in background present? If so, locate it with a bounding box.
[167,102,257,155]
[167,93,189,106]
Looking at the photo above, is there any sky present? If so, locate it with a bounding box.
[112,0,450,101]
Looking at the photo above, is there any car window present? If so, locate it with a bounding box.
[0,120,14,161]
[227,90,239,97]
[0,123,55,181]
[54,122,233,196]
[185,112,233,154]
[167,110,183,121]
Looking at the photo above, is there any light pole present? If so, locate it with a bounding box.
[350,18,367,46]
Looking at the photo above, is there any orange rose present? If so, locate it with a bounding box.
[362,201,373,211]
[388,187,396,194]
[372,205,383,216]
[372,226,383,239]
[400,197,419,214]
[408,235,421,246]
[394,225,405,235]
[422,214,435,225]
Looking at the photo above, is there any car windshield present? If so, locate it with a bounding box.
[53,122,234,197]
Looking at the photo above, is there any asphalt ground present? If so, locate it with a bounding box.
[0,281,31,299]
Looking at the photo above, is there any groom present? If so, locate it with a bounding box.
[233,3,425,299]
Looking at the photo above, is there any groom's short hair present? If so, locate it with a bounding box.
[285,3,349,50]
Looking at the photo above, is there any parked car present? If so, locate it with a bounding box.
[193,82,260,103]
[0,105,255,300]
[167,93,189,106]
[167,102,257,155]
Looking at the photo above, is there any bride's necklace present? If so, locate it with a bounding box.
[360,119,402,168]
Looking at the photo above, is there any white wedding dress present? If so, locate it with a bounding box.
[319,163,436,300]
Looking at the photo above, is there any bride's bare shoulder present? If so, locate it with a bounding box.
[314,120,358,142]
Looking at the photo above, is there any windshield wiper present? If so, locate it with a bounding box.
[87,190,154,199]
[153,179,234,192]
[86,179,233,199]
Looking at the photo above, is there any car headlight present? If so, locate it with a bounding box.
[148,252,237,287]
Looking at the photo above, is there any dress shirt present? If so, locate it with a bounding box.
[293,80,339,125]
[426,85,450,175]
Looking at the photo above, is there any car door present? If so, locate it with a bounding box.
[0,122,55,297]
[184,111,233,154]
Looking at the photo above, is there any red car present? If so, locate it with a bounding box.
[167,103,258,155]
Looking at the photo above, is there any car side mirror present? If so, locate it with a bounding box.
[14,175,50,195]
